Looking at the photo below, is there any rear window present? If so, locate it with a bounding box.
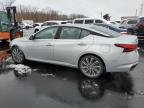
[127,20,137,24]
[74,20,83,24]
[90,25,121,37]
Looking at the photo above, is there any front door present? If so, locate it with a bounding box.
[26,26,58,61]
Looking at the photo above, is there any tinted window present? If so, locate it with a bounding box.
[80,30,90,38]
[60,27,81,39]
[74,20,83,24]
[127,20,137,24]
[35,27,58,39]
[95,20,103,23]
[85,20,94,24]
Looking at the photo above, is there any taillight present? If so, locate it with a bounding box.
[120,32,128,35]
[136,20,142,28]
[115,44,138,52]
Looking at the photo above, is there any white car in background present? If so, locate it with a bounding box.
[34,20,67,33]
[73,18,110,24]
[22,23,33,29]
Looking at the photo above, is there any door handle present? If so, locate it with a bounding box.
[46,43,53,46]
[77,42,87,46]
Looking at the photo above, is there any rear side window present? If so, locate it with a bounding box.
[95,20,103,23]
[74,20,83,24]
[90,26,121,37]
[60,27,81,39]
[80,30,90,38]
[127,20,137,24]
[85,20,94,24]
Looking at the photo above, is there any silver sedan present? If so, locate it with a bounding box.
[10,24,139,78]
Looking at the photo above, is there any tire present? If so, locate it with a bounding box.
[79,55,105,78]
[11,46,25,64]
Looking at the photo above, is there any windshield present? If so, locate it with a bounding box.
[0,11,9,31]
[90,25,121,37]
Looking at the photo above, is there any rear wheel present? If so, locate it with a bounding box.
[11,46,25,64]
[79,55,105,78]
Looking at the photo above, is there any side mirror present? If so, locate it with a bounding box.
[29,35,35,40]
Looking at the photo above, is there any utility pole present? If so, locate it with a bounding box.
[135,9,137,16]
[139,0,144,16]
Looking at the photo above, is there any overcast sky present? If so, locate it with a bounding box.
[14,0,142,20]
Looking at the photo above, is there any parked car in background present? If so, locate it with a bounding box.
[11,24,139,78]
[95,23,128,35]
[33,23,42,28]
[34,20,67,33]
[119,19,138,29]
[73,18,110,24]
[126,17,144,44]
[21,23,33,29]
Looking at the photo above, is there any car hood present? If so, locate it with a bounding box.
[13,37,29,42]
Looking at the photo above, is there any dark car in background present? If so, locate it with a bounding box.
[127,17,144,45]
[95,23,128,35]
[119,19,138,29]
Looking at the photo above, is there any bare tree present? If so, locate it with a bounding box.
[0,0,15,11]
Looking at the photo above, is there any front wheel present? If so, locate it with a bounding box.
[79,55,105,78]
[11,47,25,64]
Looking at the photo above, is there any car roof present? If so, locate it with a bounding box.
[44,20,67,23]
[52,24,94,29]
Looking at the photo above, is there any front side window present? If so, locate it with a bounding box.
[60,27,81,39]
[35,27,58,39]
[85,20,94,24]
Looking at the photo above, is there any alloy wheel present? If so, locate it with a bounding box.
[79,55,104,78]
[12,47,25,63]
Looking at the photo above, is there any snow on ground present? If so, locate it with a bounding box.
[7,64,32,75]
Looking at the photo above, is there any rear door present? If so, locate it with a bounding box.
[53,26,93,66]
